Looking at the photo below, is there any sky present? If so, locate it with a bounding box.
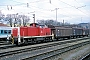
[0,0,90,24]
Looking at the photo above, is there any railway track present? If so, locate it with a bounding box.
[0,37,89,50]
[0,41,10,45]
[80,53,90,60]
[23,40,90,60]
[0,44,16,49]
[0,37,90,60]
[0,40,17,49]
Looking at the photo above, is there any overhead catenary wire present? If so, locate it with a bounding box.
[74,0,81,6]
[0,0,88,16]
[74,0,86,9]
[58,0,89,17]
[1,0,89,21]
[0,0,51,14]
[10,0,48,6]
[11,0,46,3]
[7,0,51,11]
[0,0,48,6]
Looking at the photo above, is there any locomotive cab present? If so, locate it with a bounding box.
[30,23,39,27]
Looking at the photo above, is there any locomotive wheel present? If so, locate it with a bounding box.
[24,40,28,45]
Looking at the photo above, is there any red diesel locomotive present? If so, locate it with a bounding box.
[11,23,53,45]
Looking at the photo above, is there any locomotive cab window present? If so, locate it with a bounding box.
[39,25,45,28]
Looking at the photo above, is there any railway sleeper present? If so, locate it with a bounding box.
[0,40,89,59]
[26,41,90,60]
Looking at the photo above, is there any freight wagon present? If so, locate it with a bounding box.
[72,27,83,38]
[52,26,72,39]
[49,26,89,40]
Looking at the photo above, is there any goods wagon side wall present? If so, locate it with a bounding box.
[77,29,83,35]
[72,28,83,36]
[55,28,72,37]
[64,29,72,36]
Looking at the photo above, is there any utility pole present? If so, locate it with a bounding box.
[7,5,13,27]
[51,8,59,24]
[10,14,12,27]
[23,17,25,26]
[56,8,57,22]
[32,14,36,27]
[55,8,59,26]
[81,17,82,23]
[55,8,59,22]
[49,0,51,4]
[63,19,64,26]
[14,13,18,27]
[10,18,12,27]
[14,18,16,27]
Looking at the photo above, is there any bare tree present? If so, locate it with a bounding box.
[4,14,30,27]
[37,19,70,26]
[4,14,13,27]
[37,20,46,25]
[20,15,30,26]
[0,11,5,23]
[37,20,60,26]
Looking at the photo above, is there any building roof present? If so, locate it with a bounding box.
[0,23,8,27]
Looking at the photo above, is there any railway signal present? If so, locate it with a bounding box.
[33,14,35,23]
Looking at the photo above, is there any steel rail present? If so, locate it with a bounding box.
[80,53,90,60]
[0,39,90,60]
[0,37,89,50]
